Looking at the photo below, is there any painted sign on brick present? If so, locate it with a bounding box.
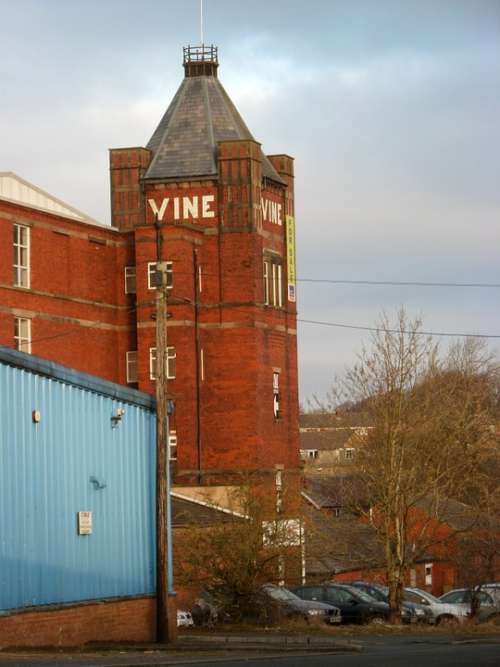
[286,215,296,302]
[148,195,215,222]
[261,197,283,226]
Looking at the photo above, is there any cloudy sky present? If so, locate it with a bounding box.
[1,0,499,401]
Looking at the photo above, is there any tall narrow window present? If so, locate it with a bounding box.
[275,468,283,513]
[13,224,30,288]
[124,267,136,294]
[168,431,178,461]
[14,317,31,353]
[148,261,173,290]
[273,371,280,419]
[149,346,176,380]
[263,254,283,308]
[149,347,156,380]
[126,351,138,383]
[198,265,203,293]
[263,259,270,305]
[272,263,277,306]
[276,264,283,307]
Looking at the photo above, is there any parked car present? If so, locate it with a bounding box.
[440,588,500,623]
[261,584,341,624]
[403,587,469,624]
[191,585,341,626]
[351,581,427,623]
[191,594,225,626]
[293,583,390,624]
[177,610,194,627]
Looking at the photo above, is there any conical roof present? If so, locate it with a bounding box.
[144,47,284,184]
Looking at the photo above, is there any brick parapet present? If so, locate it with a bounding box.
[110,147,152,231]
[218,139,262,232]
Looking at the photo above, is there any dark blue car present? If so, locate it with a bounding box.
[293,583,390,624]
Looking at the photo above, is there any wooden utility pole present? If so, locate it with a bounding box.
[155,219,177,642]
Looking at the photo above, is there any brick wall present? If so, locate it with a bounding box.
[0,200,135,383]
[0,597,156,648]
[0,138,300,484]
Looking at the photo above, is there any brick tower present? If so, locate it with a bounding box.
[109,46,299,486]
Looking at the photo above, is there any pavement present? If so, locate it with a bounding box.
[0,632,360,666]
[177,632,360,650]
[0,631,499,667]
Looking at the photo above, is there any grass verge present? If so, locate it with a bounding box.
[181,618,500,637]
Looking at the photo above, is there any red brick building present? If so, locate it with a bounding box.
[0,45,300,486]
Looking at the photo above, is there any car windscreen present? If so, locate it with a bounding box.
[264,586,298,602]
[342,586,376,603]
[440,591,464,604]
[407,589,441,604]
[364,585,387,601]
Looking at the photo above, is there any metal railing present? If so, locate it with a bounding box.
[183,45,218,64]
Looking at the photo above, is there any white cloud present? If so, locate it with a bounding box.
[1,0,499,398]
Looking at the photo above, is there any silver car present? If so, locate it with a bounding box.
[177,610,194,627]
[440,588,500,622]
[404,587,469,624]
[350,581,428,623]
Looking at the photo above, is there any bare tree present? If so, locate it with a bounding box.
[451,489,500,617]
[331,309,497,622]
[175,478,302,622]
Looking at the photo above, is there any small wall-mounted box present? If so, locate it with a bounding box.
[77,511,93,535]
[32,409,41,423]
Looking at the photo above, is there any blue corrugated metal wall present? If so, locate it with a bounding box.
[0,351,156,611]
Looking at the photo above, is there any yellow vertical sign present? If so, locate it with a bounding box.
[286,215,296,302]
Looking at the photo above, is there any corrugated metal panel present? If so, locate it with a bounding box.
[0,346,155,410]
[0,361,156,611]
[0,172,100,224]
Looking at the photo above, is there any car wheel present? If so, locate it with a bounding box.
[436,614,458,625]
[368,615,385,625]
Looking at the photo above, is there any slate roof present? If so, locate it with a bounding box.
[171,484,247,527]
[300,427,370,452]
[415,496,478,532]
[302,499,384,576]
[300,411,372,429]
[300,428,354,452]
[144,69,285,184]
[172,496,240,527]
[302,477,347,508]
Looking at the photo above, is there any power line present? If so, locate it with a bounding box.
[12,270,500,348]
[298,278,500,288]
[298,318,500,339]
[133,260,500,289]
[25,305,500,348]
